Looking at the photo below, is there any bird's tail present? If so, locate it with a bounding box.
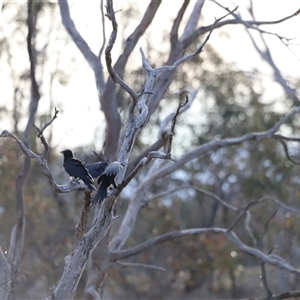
[92,182,107,205]
[84,180,96,191]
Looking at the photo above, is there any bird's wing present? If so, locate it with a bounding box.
[103,162,123,176]
[64,159,93,181]
[86,162,109,178]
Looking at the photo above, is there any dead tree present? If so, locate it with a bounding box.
[1,1,300,299]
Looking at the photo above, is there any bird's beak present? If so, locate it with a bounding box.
[60,151,64,154]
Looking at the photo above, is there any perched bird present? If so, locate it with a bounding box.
[85,161,109,179]
[61,149,96,191]
[92,161,125,205]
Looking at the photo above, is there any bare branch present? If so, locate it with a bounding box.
[98,0,106,60]
[275,134,300,143]
[164,96,188,158]
[85,286,101,300]
[271,290,300,299]
[147,106,300,184]
[227,201,257,232]
[261,211,278,249]
[126,90,197,175]
[159,89,198,138]
[121,148,176,190]
[115,261,166,272]
[155,6,239,78]
[226,231,300,278]
[32,107,59,138]
[244,211,257,247]
[229,195,300,233]
[58,0,105,92]
[126,135,168,174]
[182,6,300,48]
[170,1,190,47]
[261,262,272,298]
[0,127,92,194]
[26,0,40,104]
[124,96,189,178]
[120,94,188,185]
[0,130,38,159]
[101,0,162,159]
[214,1,299,104]
[110,227,300,278]
[111,106,300,251]
[180,1,204,42]
[6,2,42,297]
[150,184,237,211]
[280,140,300,165]
[115,49,158,176]
[249,196,300,214]
[110,227,226,261]
[104,0,138,101]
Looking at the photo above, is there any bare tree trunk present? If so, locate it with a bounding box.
[5,1,41,298]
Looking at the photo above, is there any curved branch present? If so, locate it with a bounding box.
[98,0,106,60]
[147,106,300,184]
[104,0,138,101]
[111,106,300,251]
[115,261,166,272]
[126,136,167,174]
[182,6,300,48]
[280,140,300,165]
[58,0,105,92]
[150,184,238,211]
[7,2,42,298]
[180,1,204,42]
[156,6,238,78]
[0,121,93,194]
[102,0,162,160]
[110,227,300,278]
[170,0,190,47]
[110,227,226,261]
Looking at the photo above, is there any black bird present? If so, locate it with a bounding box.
[92,161,125,205]
[61,149,96,191]
[85,161,109,178]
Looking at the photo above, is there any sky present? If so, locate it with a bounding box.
[1,0,300,153]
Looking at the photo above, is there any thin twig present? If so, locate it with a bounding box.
[165,96,189,159]
[227,201,257,232]
[155,6,239,77]
[260,209,278,245]
[259,211,278,298]
[244,211,257,247]
[275,134,300,143]
[104,0,138,101]
[261,262,273,298]
[116,261,166,272]
[98,0,106,60]
[280,140,300,165]
[32,107,59,138]
[272,290,300,299]
[149,184,238,211]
